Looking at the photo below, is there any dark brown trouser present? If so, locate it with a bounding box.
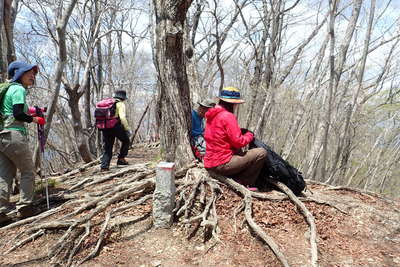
[207,148,267,187]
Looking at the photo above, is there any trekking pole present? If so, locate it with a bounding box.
[35,106,50,210]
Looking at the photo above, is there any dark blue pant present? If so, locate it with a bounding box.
[100,124,129,169]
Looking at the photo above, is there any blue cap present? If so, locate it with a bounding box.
[7,61,39,83]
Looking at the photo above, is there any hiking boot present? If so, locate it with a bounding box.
[117,158,129,166]
[100,168,110,172]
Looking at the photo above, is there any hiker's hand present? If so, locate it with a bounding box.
[29,106,47,116]
[126,130,132,137]
[33,116,46,125]
[28,106,36,115]
[241,128,254,135]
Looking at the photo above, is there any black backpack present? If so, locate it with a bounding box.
[249,138,306,195]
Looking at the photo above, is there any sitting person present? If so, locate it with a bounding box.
[191,98,215,160]
[203,87,267,189]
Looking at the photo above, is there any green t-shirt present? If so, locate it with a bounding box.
[1,84,28,135]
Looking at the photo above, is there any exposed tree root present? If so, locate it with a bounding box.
[1,162,343,266]
[306,179,396,203]
[6,229,44,254]
[1,163,156,266]
[269,180,318,267]
[175,167,290,266]
[209,172,290,267]
[174,167,324,266]
[300,196,349,215]
[54,159,101,182]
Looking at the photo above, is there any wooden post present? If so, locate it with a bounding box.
[153,162,176,228]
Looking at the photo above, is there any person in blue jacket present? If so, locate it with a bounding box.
[191,98,215,159]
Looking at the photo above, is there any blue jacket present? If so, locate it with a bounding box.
[191,109,204,138]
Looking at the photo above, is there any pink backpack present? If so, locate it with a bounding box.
[94,98,119,129]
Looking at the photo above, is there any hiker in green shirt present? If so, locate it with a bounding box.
[0,61,46,223]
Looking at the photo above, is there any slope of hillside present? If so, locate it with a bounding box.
[0,144,399,267]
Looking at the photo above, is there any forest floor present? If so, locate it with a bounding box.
[0,144,399,267]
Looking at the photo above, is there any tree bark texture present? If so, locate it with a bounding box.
[153,0,195,168]
[33,0,78,168]
[65,86,93,163]
[0,0,15,81]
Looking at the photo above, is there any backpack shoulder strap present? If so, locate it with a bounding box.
[0,82,16,109]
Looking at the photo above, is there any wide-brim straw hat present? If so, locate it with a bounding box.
[219,86,245,104]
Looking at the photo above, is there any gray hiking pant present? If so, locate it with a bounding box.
[0,130,35,213]
[207,148,267,187]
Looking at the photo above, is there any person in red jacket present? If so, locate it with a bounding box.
[203,87,267,189]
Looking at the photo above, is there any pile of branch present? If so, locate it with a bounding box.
[174,167,322,267]
[1,163,156,266]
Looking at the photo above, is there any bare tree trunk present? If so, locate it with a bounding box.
[0,0,15,81]
[328,0,376,184]
[244,1,268,129]
[152,0,195,168]
[319,0,339,181]
[65,87,93,162]
[185,0,203,103]
[254,0,282,138]
[84,72,97,156]
[33,0,78,167]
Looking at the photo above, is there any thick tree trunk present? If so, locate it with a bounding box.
[0,0,13,81]
[153,0,194,168]
[66,88,93,163]
[33,0,78,168]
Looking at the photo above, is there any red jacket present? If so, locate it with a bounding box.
[203,105,254,168]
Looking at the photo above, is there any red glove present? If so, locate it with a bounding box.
[34,116,46,125]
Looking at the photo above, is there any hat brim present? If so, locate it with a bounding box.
[11,65,39,82]
[198,102,214,108]
[219,98,245,104]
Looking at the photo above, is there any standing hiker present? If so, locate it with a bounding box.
[191,98,215,160]
[0,61,45,222]
[203,87,267,190]
[99,90,131,172]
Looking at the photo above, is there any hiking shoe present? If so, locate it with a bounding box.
[117,158,129,166]
[100,168,110,172]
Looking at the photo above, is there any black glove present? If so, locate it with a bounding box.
[241,128,254,136]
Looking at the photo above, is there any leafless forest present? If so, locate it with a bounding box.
[1,0,399,197]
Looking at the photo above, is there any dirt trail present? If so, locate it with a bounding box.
[0,145,399,267]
